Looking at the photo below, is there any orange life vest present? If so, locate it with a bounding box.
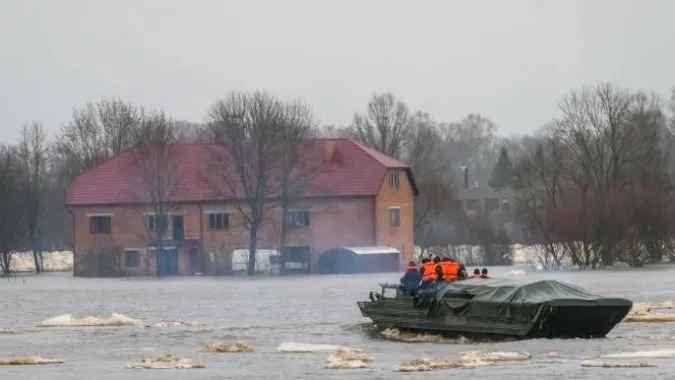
[440,261,459,281]
[422,262,437,281]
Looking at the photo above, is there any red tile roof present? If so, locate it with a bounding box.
[66,138,417,206]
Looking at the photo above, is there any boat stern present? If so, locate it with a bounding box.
[535,298,633,338]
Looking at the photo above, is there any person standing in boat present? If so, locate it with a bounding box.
[432,256,444,282]
[420,257,441,287]
[399,261,422,295]
[439,257,459,282]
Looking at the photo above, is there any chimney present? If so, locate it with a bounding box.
[325,140,336,161]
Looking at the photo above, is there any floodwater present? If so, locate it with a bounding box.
[2,266,675,379]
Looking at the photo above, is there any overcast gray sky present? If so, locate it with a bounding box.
[1,0,674,143]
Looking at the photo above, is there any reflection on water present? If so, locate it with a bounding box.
[2,265,675,379]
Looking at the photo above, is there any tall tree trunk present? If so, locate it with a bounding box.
[248,226,258,275]
[157,212,166,276]
[279,201,289,275]
[1,253,9,275]
[32,234,41,273]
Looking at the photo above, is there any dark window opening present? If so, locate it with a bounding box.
[208,213,229,229]
[389,208,400,227]
[90,216,111,234]
[125,250,140,268]
[287,210,310,227]
[146,215,156,231]
[146,214,168,232]
[388,170,400,189]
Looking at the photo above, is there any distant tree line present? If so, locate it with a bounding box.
[2,83,674,274]
[331,84,675,270]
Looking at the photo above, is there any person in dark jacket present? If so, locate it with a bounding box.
[433,256,444,281]
[458,264,468,279]
[400,261,422,296]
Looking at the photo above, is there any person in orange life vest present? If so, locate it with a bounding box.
[471,268,481,278]
[399,261,421,295]
[419,258,436,287]
[422,256,442,286]
[439,257,459,281]
[480,268,490,278]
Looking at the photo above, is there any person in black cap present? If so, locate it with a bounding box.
[480,268,490,278]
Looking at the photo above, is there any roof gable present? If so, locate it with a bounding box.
[66,139,416,206]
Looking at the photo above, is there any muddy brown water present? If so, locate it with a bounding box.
[2,266,675,379]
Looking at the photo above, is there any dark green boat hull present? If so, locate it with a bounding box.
[358,279,632,339]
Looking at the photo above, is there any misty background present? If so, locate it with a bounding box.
[2,0,675,141]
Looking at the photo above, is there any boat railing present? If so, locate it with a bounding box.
[377,283,402,299]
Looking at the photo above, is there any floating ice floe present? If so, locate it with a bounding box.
[326,348,374,369]
[276,342,361,353]
[582,360,653,368]
[393,358,473,372]
[393,350,531,372]
[201,341,252,353]
[624,302,675,322]
[125,353,205,369]
[0,356,64,365]
[602,349,675,359]
[36,313,141,327]
[460,350,531,362]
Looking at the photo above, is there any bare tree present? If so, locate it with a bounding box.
[553,83,642,266]
[318,125,349,138]
[406,112,454,229]
[509,135,569,270]
[17,122,48,273]
[132,111,181,274]
[208,91,289,275]
[174,120,213,142]
[274,100,321,273]
[442,113,501,184]
[0,146,24,275]
[55,97,142,181]
[347,93,411,158]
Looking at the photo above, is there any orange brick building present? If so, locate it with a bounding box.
[66,138,418,276]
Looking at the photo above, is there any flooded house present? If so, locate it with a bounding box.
[66,138,418,276]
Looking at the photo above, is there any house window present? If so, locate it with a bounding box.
[288,210,310,227]
[146,214,156,231]
[208,213,229,229]
[125,250,140,268]
[389,207,401,227]
[146,214,168,232]
[89,216,111,234]
[388,170,400,189]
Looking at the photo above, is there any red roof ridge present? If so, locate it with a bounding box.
[347,139,409,168]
